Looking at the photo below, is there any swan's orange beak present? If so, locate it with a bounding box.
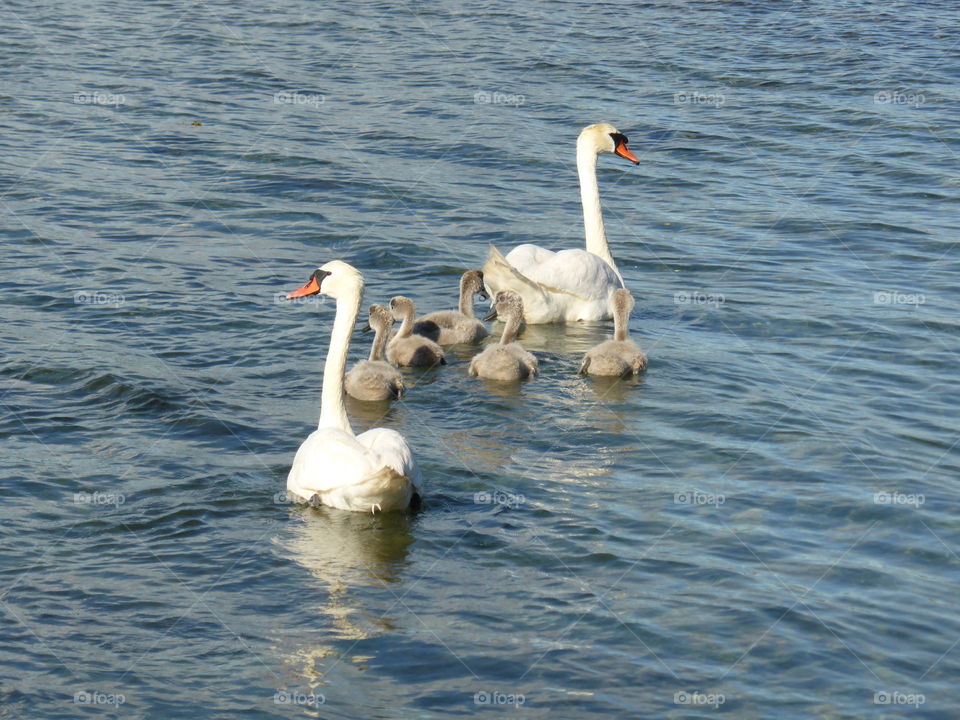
[287,275,321,299]
[614,138,640,165]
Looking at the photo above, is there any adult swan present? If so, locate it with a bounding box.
[482,123,639,323]
[285,261,422,513]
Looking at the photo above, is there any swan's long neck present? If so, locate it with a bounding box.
[613,302,630,342]
[319,286,361,432]
[500,311,522,344]
[577,144,623,284]
[458,278,475,318]
[369,322,388,362]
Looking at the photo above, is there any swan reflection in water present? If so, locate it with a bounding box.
[275,507,415,689]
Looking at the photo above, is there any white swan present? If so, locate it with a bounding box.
[386,296,446,367]
[579,289,647,376]
[482,123,639,323]
[469,291,538,381]
[285,261,422,513]
[412,270,490,345]
[345,304,405,402]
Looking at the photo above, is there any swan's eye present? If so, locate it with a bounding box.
[610,132,628,145]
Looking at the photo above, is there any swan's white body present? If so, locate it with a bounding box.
[286,262,421,513]
[288,427,419,512]
[482,123,637,323]
[484,244,622,323]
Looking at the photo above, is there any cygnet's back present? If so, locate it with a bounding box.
[386,296,446,368]
[345,304,405,401]
[580,289,647,376]
[413,270,490,345]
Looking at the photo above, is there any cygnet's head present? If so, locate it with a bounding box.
[388,295,416,321]
[486,290,524,322]
[462,270,488,300]
[366,304,395,332]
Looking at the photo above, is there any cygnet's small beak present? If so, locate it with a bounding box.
[483,308,498,322]
[361,323,372,333]
[478,288,490,302]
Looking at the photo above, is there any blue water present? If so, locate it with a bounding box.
[1,1,958,717]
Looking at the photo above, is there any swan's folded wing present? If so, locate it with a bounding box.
[505,243,555,275]
[482,245,555,318]
[483,245,624,322]
[355,427,422,492]
[523,249,621,301]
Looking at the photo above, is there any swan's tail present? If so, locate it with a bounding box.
[481,245,555,322]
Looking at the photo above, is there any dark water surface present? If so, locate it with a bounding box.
[1,1,958,717]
